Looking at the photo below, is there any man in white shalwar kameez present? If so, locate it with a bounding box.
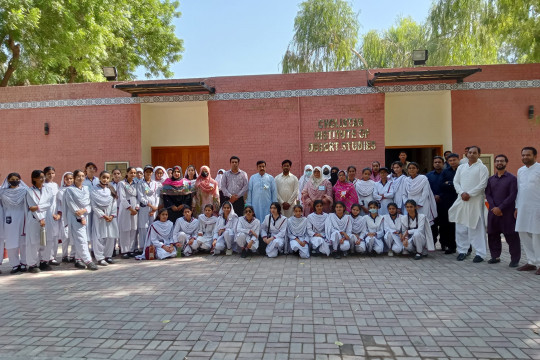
[275,160,299,218]
[514,147,540,275]
[448,146,489,262]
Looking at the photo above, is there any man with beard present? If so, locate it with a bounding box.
[515,147,540,275]
[485,155,520,267]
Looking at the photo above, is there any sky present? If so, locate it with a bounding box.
[136,0,434,80]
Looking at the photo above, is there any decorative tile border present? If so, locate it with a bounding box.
[1,79,539,111]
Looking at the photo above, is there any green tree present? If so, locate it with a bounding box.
[0,0,184,86]
[281,0,360,73]
[361,17,429,68]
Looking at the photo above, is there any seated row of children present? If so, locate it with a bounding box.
[143,197,434,260]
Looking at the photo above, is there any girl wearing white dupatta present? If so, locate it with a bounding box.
[117,167,139,258]
[173,205,200,257]
[383,203,404,255]
[324,201,352,258]
[373,167,394,215]
[404,162,438,225]
[144,209,175,260]
[196,204,218,251]
[43,166,62,265]
[307,200,329,256]
[64,170,98,270]
[287,205,310,259]
[25,170,55,273]
[364,201,385,255]
[0,173,28,274]
[137,165,160,253]
[152,166,168,185]
[400,199,435,260]
[355,168,376,215]
[261,202,288,258]
[91,171,119,265]
[236,206,260,258]
[391,161,407,213]
[213,201,238,255]
[350,204,367,254]
[297,165,313,205]
[58,172,75,262]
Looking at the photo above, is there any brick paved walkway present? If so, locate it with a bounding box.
[0,243,539,360]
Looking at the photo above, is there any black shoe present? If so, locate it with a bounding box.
[86,262,98,271]
[39,261,53,271]
[414,253,422,260]
[28,265,41,274]
[342,250,348,257]
[122,253,130,259]
[133,250,143,256]
[49,259,61,266]
[445,249,456,254]
[467,246,472,255]
[473,255,484,263]
[112,249,117,257]
[128,252,136,257]
[333,250,341,259]
[19,264,27,272]
[488,258,500,264]
[10,266,21,274]
[240,248,247,258]
[68,257,75,263]
[456,253,466,261]
[62,256,69,263]
[509,261,519,268]
[105,257,115,264]
[74,260,86,269]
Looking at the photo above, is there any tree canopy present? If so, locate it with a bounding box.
[282,0,540,73]
[0,0,184,86]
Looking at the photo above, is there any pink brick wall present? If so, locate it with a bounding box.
[208,94,385,176]
[0,105,141,183]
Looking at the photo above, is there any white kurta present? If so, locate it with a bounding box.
[373,180,394,215]
[0,187,27,249]
[355,180,375,215]
[91,187,119,239]
[117,180,138,232]
[235,216,260,251]
[515,162,540,234]
[400,213,435,252]
[26,186,55,247]
[64,186,93,263]
[261,214,287,257]
[403,175,438,224]
[137,180,160,229]
[448,160,489,228]
[275,173,299,217]
[324,213,352,252]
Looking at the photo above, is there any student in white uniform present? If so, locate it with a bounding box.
[400,199,435,260]
[383,202,403,256]
[196,204,218,252]
[145,208,176,260]
[325,201,352,258]
[391,161,407,213]
[404,162,438,225]
[236,205,260,258]
[109,168,122,256]
[307,200,329,256]
[25,170,56,273]
[117,167,139,258]
[287,205,310,259]
[83,162,99,250]
[260,202,288,258]
[91,170,119,266]
[364,200,384,256]
[173,205,200,257]
[137,165,160,254]
[373,167,394,215]
[58,172,75,262]
[64,170,98,270]
[213,201,238,256]
[43,166,62,266]
[0,173,28,274]
[355,168,376,215]
[152,166,168,185]
[297,165,313,205]
[350,203,367,254]
[135,168,144,184]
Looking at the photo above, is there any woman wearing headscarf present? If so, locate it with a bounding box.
[64,169,98,270]
[152,166,168,184]
[355,168,376,215]
[58,172,75,262]
[287,205,310,258]
[216,168,226,206]
[91,170,119,265]
[301,167,333,216]
[0,173,28,274]
[333,170,359,213]
[117,167,139,258]
[212,201,238,255]
[404,162,437,225]
[329,167,340,186]
[192,165,220,217]
[322,165,332,180]
[161,166,194,224]
[43,166,62,266]
[297,165,313,205]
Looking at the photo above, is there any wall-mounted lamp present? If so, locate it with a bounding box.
[412,50,428,66]
[529,105,535,119]
[102,66,118,81]
[44,122,50,135]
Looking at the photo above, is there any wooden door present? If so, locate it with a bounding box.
[151,146,210,171]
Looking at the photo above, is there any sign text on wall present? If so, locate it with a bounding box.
[308,118,376,152]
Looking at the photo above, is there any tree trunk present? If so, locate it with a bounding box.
[0,35,21,87]
[68,66,77,83]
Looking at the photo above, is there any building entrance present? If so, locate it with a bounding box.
[385,146,443,174]
[151,146,210,172]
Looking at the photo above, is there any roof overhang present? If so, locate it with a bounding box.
[113,82,215,97]
[368,68,482,86]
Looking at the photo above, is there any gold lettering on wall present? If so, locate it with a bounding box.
[309,118,376,152]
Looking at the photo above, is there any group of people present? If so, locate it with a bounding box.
[0,146,539,275]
